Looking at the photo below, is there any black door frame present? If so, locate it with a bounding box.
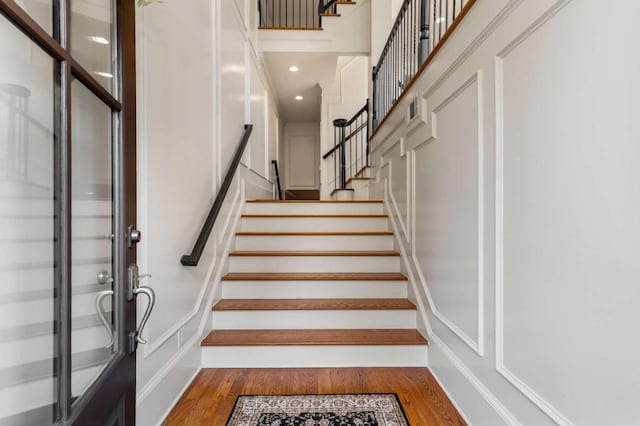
[0,1,137,424]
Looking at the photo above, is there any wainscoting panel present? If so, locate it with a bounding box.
[412,74,481,354]
[495,0,640,424]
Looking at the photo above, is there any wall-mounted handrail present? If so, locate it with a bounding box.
[180,125,253,266]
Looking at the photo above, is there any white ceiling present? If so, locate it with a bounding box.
[262,52,340,123]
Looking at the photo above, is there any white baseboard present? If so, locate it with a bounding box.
[136,334,201,426]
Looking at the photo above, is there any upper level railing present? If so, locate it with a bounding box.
[323,102,369,193]
[257,0,341,29]
[181,125,253,266]
[372,0,475,132]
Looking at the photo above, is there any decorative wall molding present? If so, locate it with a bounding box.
[384,192,433,337]
[407,71,485,356]
[494,2,575,424]
[142,180,242,357]
[430,334,521,426]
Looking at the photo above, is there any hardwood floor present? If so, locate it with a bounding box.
[163,368,466,425]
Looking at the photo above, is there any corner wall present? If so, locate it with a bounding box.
[370,0,640,424]
[134,1,278,424]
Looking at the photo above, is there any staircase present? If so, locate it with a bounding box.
[201,199,428,368]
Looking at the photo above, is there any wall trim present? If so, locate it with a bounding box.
[141,186,241,358]
[430,334,521,426]
[381,141,411,243]
[383,193,433,336]
[136,332,201,405]
[407,71,485,356]
[494,1,575,424]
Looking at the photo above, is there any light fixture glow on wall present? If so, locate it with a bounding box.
[289,66,299,72]
[295,95,303,101]
[95,71,114,78]
[87,36,109,45]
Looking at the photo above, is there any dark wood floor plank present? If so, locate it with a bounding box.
[163,368,466,426]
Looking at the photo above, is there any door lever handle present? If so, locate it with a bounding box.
[95,290,115,348]
[133,286,156,344]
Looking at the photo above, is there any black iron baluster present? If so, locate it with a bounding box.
[333,122,338,189]
[333,119,347,189]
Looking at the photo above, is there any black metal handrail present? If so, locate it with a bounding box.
[272,160,283,200]
[322,102,369,191]
[181,125,253,266]
[258,0,322,29]
[372,0,470,131]
[322,103,368,159]
[319,0,339,15]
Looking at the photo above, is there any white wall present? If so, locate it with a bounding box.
[369,0,640,425]
[370,0,393,63]
[320,56,369,198]
[257,0,371,54]
[135,1,277,424]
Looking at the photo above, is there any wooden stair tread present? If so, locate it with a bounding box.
[330,188,355,196]
[346,177,371,184]
[246,199,383,203]
[229,250,399,256]
[201,329,428,346]
[258,26,323,31]
[236,231,393,236]
[241,214,388,218]
[321,13,341,17]
[213,298,416,311]
[222,272,408,281]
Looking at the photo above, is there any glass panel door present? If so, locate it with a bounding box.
[0,13,57,425]
[0,0,139,424]
[70,79,116,399]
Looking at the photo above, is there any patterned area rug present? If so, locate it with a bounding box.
[226,394,409,425]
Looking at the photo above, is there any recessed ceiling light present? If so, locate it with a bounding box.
[87,36,109,45]
[289,66,299,72]
[95,71,114,78]
[295,95,303,101]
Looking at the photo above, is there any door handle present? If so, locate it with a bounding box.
[133,286,155,344]
[95,290,115,348]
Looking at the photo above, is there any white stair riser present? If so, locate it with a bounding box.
[0,200,111,216]
[245,203,383,215]
[0,239,111,264]
[332,190,354,201]
[202,345,428,368]
[221,280,408,299]
[235,235,393,251]
[229,256,399,273]
[0,262,111,296]
[1,293,111,328]
[0,365,102,418]
[213,310,416,330]
[241,217,388,232]
[347,180,371,200]
[0,326,109,368]
[354,187,370,200]
[0,217,111,239]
